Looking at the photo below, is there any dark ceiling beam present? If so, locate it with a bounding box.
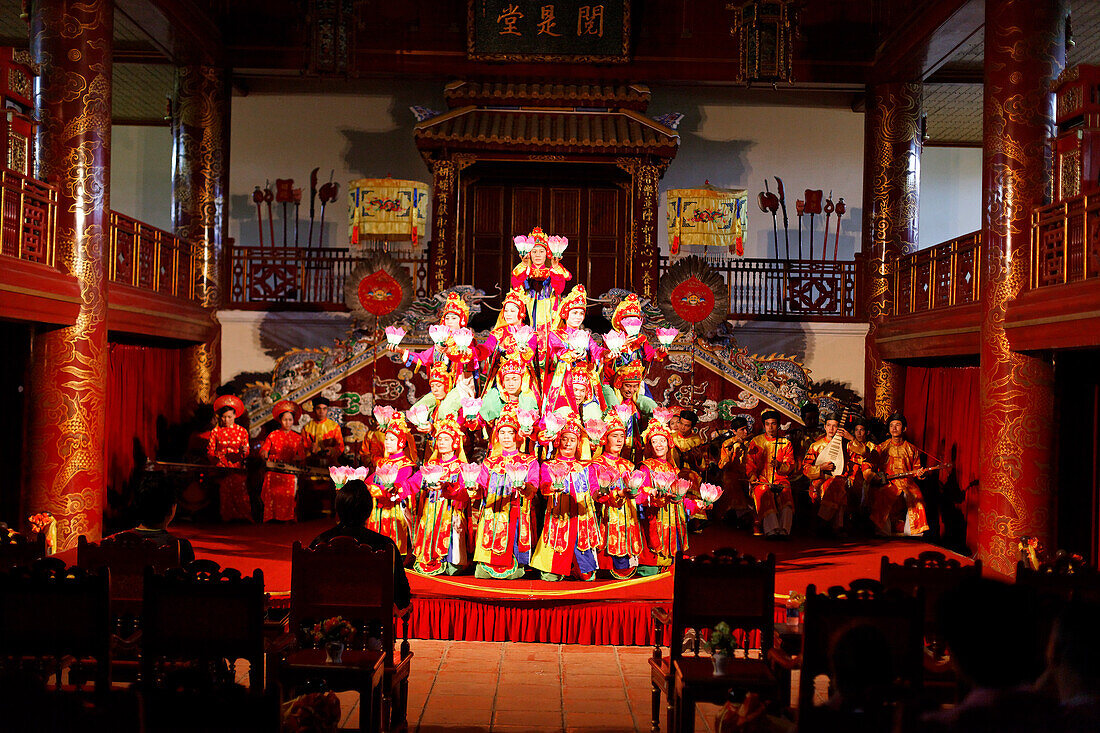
[925,62,984,84]
[114,0,223,66]
[873,0,984,82]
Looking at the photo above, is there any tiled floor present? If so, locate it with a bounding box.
[331,639,725,732]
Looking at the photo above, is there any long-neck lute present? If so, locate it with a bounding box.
[884,462,952,482]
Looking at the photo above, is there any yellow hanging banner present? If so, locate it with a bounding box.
[666,185,748,257]
[348,177,430,247]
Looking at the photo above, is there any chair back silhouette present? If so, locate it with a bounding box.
[0,530,46,570]
[880,551,981,650]
[1016,560,1100,605]
[0,559,111,696]
[141,560,265,691]
[799,580,924,716]
[77,533,180,621]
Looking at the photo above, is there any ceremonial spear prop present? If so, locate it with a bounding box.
[317,172,339,248]
[293,187,302,246]
[795,198,805,260]
[758,181,780,259]
[832,197,846,260]
[252,187,265,246]
[822,192,834,261]
[775,176,791,261]
[263,182,275,248]
[307,167,320,248]
[803,189,823,259]
[275,178,294,247]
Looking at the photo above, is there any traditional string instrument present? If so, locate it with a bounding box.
[265,461,329,478]
[146,460,245,474]
[813,407,852,478]
[882,462,952,482]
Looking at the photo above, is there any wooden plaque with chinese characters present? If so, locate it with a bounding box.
[468,0,630,62]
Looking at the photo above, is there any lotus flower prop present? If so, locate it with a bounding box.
[585,418,608,443]
[452,327,474,350]
[373,463,399,489]
[547,235,568,258]
[420,464,445,488]
[513,234,534,256]
[543,410,566,437]
[672,478,692,498]
[506,465,529,489]
[698,482,724,508]
[516,409,538,433]
[627,470,647,494]
[656,327,679,346]
[603,330,627,352]
[567,330,590,353]
[461,396,483,419]
[652,406,674,425]
[329,465,368,489]
[614,403,634,424]
[428,324,450,344]
[460,462,481,489]
[406,404,430,429]
[653,471,677,494]
[621,316,643,337]
[383,325,406,347]
[510,324,535,345]
[372,405,395,429]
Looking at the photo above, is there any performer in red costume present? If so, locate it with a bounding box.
[258,400,307,522]
[636,418,698,574]
[869,413,929,537]
[746,409,796,538]
[367,412,419,557]
[592,412,644,579]
[411,417,470,575]
[208,394,251,522]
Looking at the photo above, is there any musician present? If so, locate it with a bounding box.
[670,409,705,472]
[258,400,308,522]
[801,413,866,536]
[716,416,754,526]
[207,395,251,522]
[745,410,796,538]
[358,414,385,470]
[302,396,345,465]
[845,417,877,510]
[869,413,929,537]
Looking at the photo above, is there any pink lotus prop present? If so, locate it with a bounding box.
[420,464,445,488]
[656,327,679,346]
[547,235,568,258]
[428,324,450,344]
[567,330,590,353]
[614,403,633,424]
[513,234,534,256]
[698,482,724,507]
[329,465,368,489]
[603,330,627,352]
[384,325,406,347]
[452,327,474,350]
[543,410,566,436]
[460,462,481,489]
[510,324,535,345]
[461,396,483,418]
[652,406,674,425]
[406,404,430,428]
[654,471,677,493]
[372,405,395,428]
[506,465,529,489]
[585,418,608,443]
[373,464,399,489]
[672,478,692,498]
[516,408,538,433]
[621,316,643,337]
[627,470,647,493]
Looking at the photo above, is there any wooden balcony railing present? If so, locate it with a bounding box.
[1031,191,1100,288]
[659,256,861,320]
[891,231,982,317]
[226,245,430,308]
[108,210,199,301]
[0,168,57,266]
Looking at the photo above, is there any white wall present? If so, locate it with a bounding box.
[650,87,866,260]
[110,125,173,231]
[219,310,352,385]
[918,145,982,248]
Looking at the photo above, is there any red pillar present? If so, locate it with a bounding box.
[862,81,921,420]
[25,0,113,548]
[977,0,1065,576]
[173,64,230,408]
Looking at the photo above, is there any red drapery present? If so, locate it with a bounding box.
[105,344,186,518]
[902,365,981,551]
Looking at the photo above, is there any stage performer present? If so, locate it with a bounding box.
[258,400,308,522]
[636,419,698,573]
[409,363,464,428]
[608,362,658,457]
[207,395,252,522]
[845,417,877,509]
[302,396,345,465]
[472,408,540,580]
[746,410,796,538]
[601,294,667,403]
[716,416,755,526]
[543,285,607,410]
[357,414,385,470]
[592,413,644,579]
[367,413,419,557]
[801,413,867,535]
[483,288,539,363]
[511,226,571,342]
[869,413,929,537]
[411,417,469,575]
[479,353,539,425]
[670,409,705,472]
[530,416,601,581]
[551,368,605,425]
[401,292,479,406]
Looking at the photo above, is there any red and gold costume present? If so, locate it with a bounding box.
[208,395,251,522]
[802,433,868,530]
[717,430,754,520]
[259,401,307,522]
[302,414,345,464]
[367,414,419,555]
[510,227,571,340]
[870,439,929,536]
[530,418,601,580]
[592,413,644,578]
[637,420,698,570]
[411,418,469,575]
[746,429,796,536]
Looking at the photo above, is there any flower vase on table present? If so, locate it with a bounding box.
[707,621,735,676]
[310,616,354,665]
[324,641,345,665]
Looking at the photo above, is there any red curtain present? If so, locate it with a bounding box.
[105,344,186,516]
[902,365,981,551]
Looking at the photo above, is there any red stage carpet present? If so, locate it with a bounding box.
[171,520,975,645]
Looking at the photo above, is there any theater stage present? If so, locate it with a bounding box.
[172,520,974,646]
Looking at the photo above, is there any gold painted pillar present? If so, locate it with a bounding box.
[172,64,230,407]
[862,81,921,419]
[977,0,1065,575]
[428,158,458,294]
[634,161,661,299]
[26,0,113,547]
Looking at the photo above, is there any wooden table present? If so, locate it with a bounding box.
[671,655,776,733]
[279,648,385,733]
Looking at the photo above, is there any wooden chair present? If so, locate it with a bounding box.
[0,530,46,570]
[880,551,981,655]
[1016,559,1100,605]
[777,580,923,731]
[77,533,180,632]
[280,538,412,733]
[650,549,777,733]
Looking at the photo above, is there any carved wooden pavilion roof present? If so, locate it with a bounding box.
[443,80,652,111]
